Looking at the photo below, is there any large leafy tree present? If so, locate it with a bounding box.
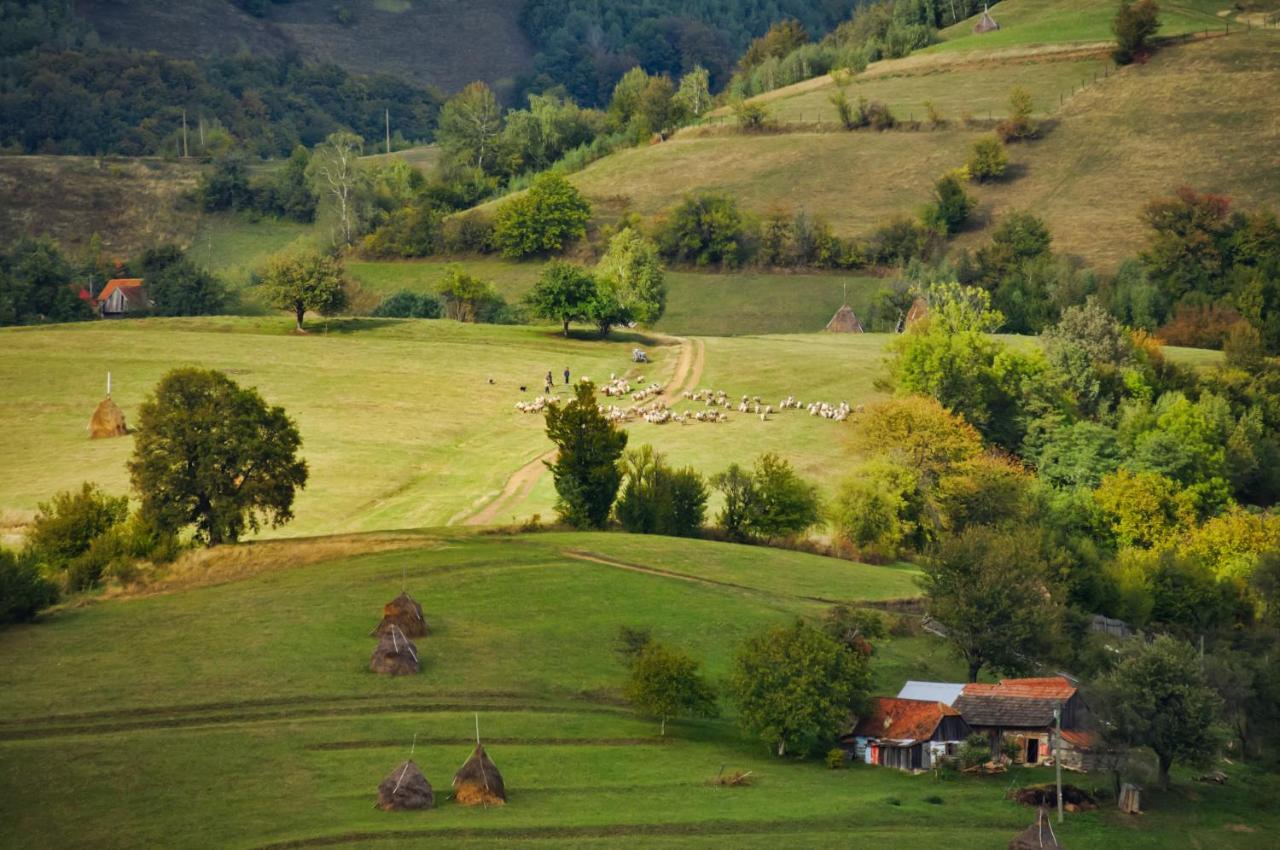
[0,238,92,326]
[259,247,349,331]
[595,227,667,334]
[306,131,367,245]
[136,245,226,317]
[730,620,870,757]
[526,261,596,335]
[615,445,708,537]
[921,525,1059,681]
[623,639,718,736]
[492,173,592,258]
[437,81,504,172]
[544,381,628,528]
[128,369,309,546]
[1092,635,1224,788]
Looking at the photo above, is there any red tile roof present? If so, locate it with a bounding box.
[962,676,1076,701]
[852,697,959,742]
[96,278,144,306]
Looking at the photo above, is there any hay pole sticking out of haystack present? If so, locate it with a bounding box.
[393,733,419,794]
[474,713,492,806]
[390,624,418,664]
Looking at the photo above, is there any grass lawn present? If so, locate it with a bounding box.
[1,532,1276,849]
[188,213,320,293]
[348,258,889,336]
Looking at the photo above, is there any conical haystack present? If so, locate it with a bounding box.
[376,760,434,811]
[974,6,1000,33]
[89,397,128,439]
[905,296,929,328]
[370,625,420,675]
[452,743,506,806]
[825,304,865,333]
[1009,810,1063,849]
[371,591,428,638]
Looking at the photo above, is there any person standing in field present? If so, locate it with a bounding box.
[564,367,570,385]
[545,370,554,394]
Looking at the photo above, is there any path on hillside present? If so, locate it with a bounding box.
[459,337,704,527]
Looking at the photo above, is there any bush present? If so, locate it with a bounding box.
[711,453,821,542]
[733,100,772,132]
[616,446,708,537]
[1113,0,1160,65]
[441,211,494,253]
[967,136,1008,183]
[1157,303,1245,349]
[0,548,59,624]
[492,173,591,258]
[657,193,752,268]
[28,483,128,573]
[924,794,945,805]
[371,290,444,319]
[921,173,974,236]
[995,86,1039,143]
[869,217,933,266]
[860,98,895,131]
[826,748,847,769]
[958,732,992,768]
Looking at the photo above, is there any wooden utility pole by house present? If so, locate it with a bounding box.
[385,108,391,155]
[182,109,189,158]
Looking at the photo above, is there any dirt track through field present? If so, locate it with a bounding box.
[459,337,703,527]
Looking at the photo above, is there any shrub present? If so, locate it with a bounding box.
[492,172,591,258]
[0,548,59,624]
[921,173,974,236]
[860,98,895,131]
[441,211,493,253]
[826,748,847,769]
[829,91,855,130]
[967,137,1008,183]
[616,446,708,537]
[958,732,991,768]
[1113,0,1160,65]
[371,290,443,319]
[711,453,821,542]
[995,87,1039,143]
[657,193,752,268]
[869,217,933,265]
[733,100,772,132]
[28,483,128,572]
[924,794,945,805]
[616,625,654,664]
[1157,304,1245,350]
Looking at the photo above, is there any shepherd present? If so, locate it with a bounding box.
[563,366,570,385]
[544,370,553,394]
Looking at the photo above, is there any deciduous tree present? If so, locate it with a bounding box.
[624,640,718,735]
[259,247,349,331]
[544,381,628,528]
[526,261,596,335]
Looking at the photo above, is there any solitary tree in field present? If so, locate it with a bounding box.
[1092,635,1224,788]
[526,261,596,335]
[307,131,366,245]
[921,525,1058,681]
[730,620,870,757]
[544,381,628,528]
[624,640,718,736]
[1113,0,1161,65]
[259,247,348,331]
[128,368,308,546]
[967,136,1008,183]
[674,66,712,118]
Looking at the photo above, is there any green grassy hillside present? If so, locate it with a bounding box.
[2,530,1276,849]
[564,30,1280,270]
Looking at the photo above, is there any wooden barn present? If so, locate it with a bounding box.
[845,697,971,771]
[953,677,1098,770]
[96,278,149,318]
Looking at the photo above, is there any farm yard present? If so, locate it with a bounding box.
[2,533,1277,849]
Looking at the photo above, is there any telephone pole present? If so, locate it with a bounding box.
[385,108,391,155]
[182,109,189,158]
[1054,703,1064,824]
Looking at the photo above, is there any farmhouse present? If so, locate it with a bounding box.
[845,697,972,771]
[953,677,1098,770]
[96,278,149,318]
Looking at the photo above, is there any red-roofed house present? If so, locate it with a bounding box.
[96,278,149,318]
[845,697,972,771]
[953,676,1097,770]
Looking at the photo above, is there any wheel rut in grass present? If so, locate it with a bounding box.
[459,337,702,527]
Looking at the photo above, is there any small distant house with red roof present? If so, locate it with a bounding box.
[845,697,972,771]
[96,278,149,318]
[953,676,1098,770]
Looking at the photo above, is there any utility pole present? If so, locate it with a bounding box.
[385,108,391,156]
[1054,703,1064,824]
[199,116,205,152]
[182,109,189,158]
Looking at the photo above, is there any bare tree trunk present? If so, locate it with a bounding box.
[295,304,306,332]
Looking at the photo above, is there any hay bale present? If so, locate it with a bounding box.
[825,304,865,333]
[371,591,428,638]
[1009,810,1063,849]
[974,7,1000,33]
[377,760,434,811]
[89,397,128,439]
[452,743,506,805]
[369,625,420,675]
[905,296,929,329]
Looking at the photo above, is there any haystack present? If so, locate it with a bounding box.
[89,397,128,439]
[452,743,506,806]
[974,5,1000,33]
[905,296,929,328]
[825,304,865,333]
[371,591,428,638]
[369,625,420,675]
[376,760,434,811]
[1009,810,1063,849]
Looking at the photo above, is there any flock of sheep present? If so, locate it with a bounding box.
[513,376,858,426]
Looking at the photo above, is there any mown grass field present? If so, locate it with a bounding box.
[3,531,1276,850]
[346,258,887,336]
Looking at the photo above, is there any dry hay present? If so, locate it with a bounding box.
[376,760,434,811]
[824,304,864,333]
[709,769,754,787]
[452,743,506,806]
[88,397,128,439]
[371,590,428,638]
[1009,784,1097,811]
[369,625,420,675]
[974,9,1000,34]
[1009,810,1063,849]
